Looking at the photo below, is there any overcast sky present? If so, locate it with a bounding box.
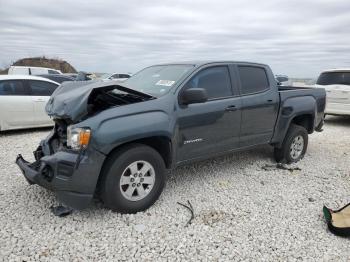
[0,0,349,77]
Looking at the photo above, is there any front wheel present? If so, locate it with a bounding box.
[100,144,166,213]
[274,124,308,164]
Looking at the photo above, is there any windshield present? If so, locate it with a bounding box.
[122,65,194,97]
[317,72,350,85]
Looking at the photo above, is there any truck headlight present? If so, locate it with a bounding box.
[67,127,91,150]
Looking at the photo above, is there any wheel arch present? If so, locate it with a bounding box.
[95,136,173,195]
[290,114,314,134]
[273,112,314,148]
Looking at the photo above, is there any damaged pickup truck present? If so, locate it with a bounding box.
[16,61,326,213]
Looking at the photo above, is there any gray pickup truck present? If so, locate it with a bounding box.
[16,61,326,213]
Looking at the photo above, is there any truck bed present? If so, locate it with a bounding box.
[271,85,326,145]
[278,85,326,102]
[278,85,314,91]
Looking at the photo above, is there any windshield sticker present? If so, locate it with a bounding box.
[156,80,176,87]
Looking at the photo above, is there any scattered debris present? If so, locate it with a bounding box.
[50,205,73,217]
[262,163,301,172]
[323,203,350,237]
[308,197,316,202]
[199,210,231,226]
[177,200,194,227]
[217,180,230,188]
[134,224,146,233]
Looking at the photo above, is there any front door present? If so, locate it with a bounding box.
[0,79,34,129]
[28,80,58,125]
[176,65,242,162]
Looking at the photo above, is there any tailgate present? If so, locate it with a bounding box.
[325,85,350,104]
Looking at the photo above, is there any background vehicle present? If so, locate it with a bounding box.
[63,73,78,78]
[0,75,59,131]
[8,66,62,75]
[275,75,289,85]
[16,61,326,213]
[38,74,75,84]
[101,73,131,81]
[61,72,94,81]
[315,68,350,116]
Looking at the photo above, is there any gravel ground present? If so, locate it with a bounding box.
[0,116,349,261]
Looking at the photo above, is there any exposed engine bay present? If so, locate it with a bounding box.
[45,80,155,123]
[43,81,155,154]
[86,87,153,117]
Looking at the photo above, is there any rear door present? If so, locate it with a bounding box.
[237,65,279,147]
[0,80,34,130]
[28,80,59,125]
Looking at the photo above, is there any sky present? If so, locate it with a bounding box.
[0,0,349,78]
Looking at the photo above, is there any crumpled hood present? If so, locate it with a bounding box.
[45,80,153,123]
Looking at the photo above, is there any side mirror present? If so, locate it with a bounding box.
[181,88,208,105]
[276,75,289,83]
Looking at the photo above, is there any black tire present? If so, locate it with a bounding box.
[100,143,166,213]
[274,124,308,164]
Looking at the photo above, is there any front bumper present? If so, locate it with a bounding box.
[16,147,106,209]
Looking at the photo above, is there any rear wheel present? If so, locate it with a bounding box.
[100,144,166,213]
[274,124,308,164]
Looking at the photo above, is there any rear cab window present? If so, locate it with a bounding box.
[238,66,269,95]
[316,72,350,85]
[28,80,58,96]
[185,66,233,99]
[0,80,27,96]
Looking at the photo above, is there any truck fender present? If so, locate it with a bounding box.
[94,110,174,155]
[272,96,316,147]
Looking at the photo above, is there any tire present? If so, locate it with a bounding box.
[274,124,308,164]
[100,143,166,213]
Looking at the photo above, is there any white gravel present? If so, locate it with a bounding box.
[0,116,350,261]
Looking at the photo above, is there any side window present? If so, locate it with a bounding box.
[111,74,120,79]
[48,69,60,74]
[120,74,130,78]
[238,66,269,94]
[0,80,27,96]
[186,66,232,99]
[29,80,58,96]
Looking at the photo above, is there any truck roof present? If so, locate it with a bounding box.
[321,68,350,73]
[154,60,268,67]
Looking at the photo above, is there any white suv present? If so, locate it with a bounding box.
[0,75,59,131]
[316,68,350,116]
[8,66,62,75]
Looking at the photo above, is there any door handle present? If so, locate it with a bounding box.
[267,99,273,102]
[34,98,45,102]
[225,105,237,112]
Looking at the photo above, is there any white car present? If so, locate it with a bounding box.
[0,75,59,131]
[101,73,131,82]
[315,68,350,116]
[8,66,62,75]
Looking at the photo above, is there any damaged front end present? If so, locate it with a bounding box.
[45,80,155,122]
[15,125,106,209]
[15,80,155,209]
